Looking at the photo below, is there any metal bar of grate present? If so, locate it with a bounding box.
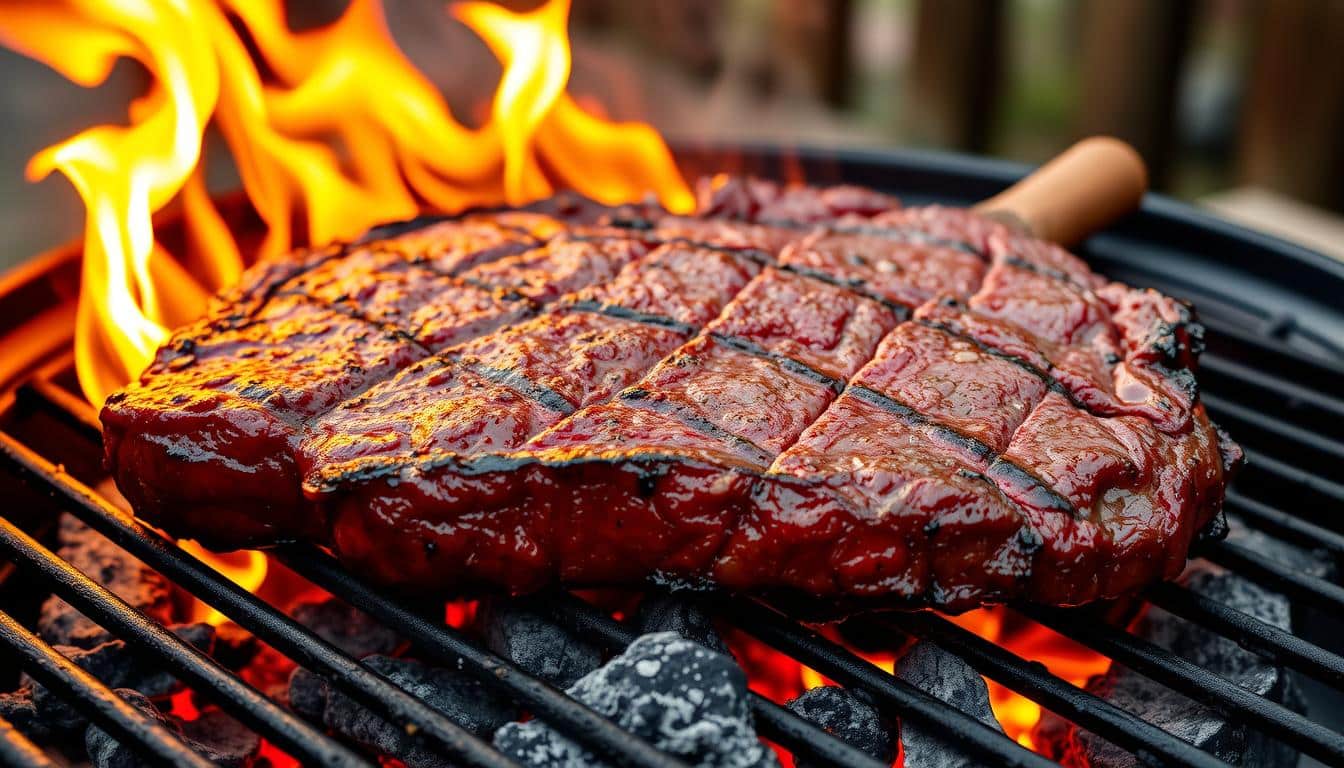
[1145,582,1344,690]
[276,545,694,768]
[873,612,1232,768]
[1202,392,1344,463]
[0,610,212,768]
[0,713,55,768]
[0,515,374,768]
[0,433,517,768]
[1023,606,1344,765]
[1200,353,1344,422]
[1224,491,1344,557]
[720,599,1059,768]
[539,590,889,768]
[14,378,101,441]
[1239,447,1344,504]
[1200,539,1344,616]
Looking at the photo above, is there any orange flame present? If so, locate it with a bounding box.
[0,0,692,408]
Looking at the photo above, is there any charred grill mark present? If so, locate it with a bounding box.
[915,317,1085,408]
[458,362,576,415]
[563,300,698,336]
[619,387,776,467]
[708,333,846,395]
[848,385,1080,518]
[1001,255,1088,291]
[773,264,914,319]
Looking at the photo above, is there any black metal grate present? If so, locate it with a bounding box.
[1,216,1343,767]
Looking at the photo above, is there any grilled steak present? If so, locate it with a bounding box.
[101,179,1238,611]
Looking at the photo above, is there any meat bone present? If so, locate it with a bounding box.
[976,136,1148,246]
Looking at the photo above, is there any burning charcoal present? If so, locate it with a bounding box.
[633,594,731,655]
[290,595,401,659]
[86,689,258,768]
[894,641,1004,768]
[478,596,601,688]
[494,631,779,768]
[29,623,215,733]
[289,655,515,768]
[39,516,175,649]
[1036,559,1307,768]
[786,686,896,768]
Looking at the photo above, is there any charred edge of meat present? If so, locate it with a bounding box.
[847,385,1080,519]
[708,333,846,394]
[563,299,699,336]
[1003,255,1086,291]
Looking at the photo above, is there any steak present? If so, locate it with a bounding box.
[101,179,1238,611]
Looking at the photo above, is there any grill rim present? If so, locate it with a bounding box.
[0,144,1341,767]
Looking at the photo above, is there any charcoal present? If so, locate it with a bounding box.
[0,687,49,742]
[211,621,261,671]
[39,515,175,649]
[86,689,258,768]
[29,623,215,734]
[289,595,401,659]
[894,641,1004,768]
[178,708,262,767]
[494,631,779,768]
[1036,558,1307,768]
[478,596,601,688]
[289,655,515,768]
[633,594,731,655]
[785,686,896,768]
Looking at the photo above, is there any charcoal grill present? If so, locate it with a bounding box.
[1,145,1342,768]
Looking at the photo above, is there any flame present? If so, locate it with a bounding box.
[0,0,693,408]
[178,540,267,626]
[949,607,1111,748]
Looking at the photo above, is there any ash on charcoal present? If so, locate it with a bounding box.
[289,595,401,659]
[494,631,779,768]
[211,621,261,671]
[28,623,215,734]
[289,654,515,768]
[85,689,259,768]
[894,641,1004,768]
[785,685,896,768]
[478,596,602,688]
[38,516,175,649]
[1037,545,1313,768]
[634,594,731,655]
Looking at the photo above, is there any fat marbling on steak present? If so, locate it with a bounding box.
[101,179,1239,611]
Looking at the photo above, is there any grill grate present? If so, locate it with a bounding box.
[2,204,1344,767]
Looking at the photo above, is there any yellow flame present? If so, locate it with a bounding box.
[178,540,267,626]
[0,0,692,407]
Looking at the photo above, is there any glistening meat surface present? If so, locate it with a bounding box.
[101,180,1238,610]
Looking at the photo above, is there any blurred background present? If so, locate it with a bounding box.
[2,0,1342,269]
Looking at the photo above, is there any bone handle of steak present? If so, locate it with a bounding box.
[975,136,1148,245]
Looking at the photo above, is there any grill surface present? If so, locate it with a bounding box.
[0,145,1342,767]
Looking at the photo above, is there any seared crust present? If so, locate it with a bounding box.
[102,181,1237,609]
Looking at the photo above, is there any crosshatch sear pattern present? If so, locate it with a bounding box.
[100,179,1240,611]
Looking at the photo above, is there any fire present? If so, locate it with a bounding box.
[0,0,693,409]
[946,607,1111,749]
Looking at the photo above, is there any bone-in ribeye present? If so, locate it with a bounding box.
[101,180,1238,611]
